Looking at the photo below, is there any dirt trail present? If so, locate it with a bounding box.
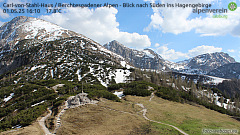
[38,92,188,135]
[136,103,189,135]
[135,92,189,135]
[53,101,69,134]
[38,107,54,135]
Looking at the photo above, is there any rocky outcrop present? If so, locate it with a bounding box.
[68,92,97,107]
[104,40,169,70]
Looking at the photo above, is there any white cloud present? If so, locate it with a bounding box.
[6,0,30,4]
[187,45,222,57]
[157,45,187,60]
[156,44,222,60]
[40,7,151,49]
[227,49,235,53]
[145,0,240,36]
[155,43,160,47]
[0,8,10,19]
[0,21,4,27]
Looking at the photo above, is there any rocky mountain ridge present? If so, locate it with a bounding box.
[104,40,238,79]
[177,52,236,74]
[104,40,169,71]
[0,16,239,82]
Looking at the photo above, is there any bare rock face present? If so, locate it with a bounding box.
[68,93,92,106]
[104,40,169,70]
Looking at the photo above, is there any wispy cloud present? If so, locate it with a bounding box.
[156,44,222,61]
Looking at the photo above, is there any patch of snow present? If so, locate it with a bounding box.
[114,69,131,83]
[31,101,45,107]
[90,46,98,50]
[143,50,154,58]
[30,65,46,71]
[216,101,222,107]
[120,61,132,69]
[12,125,22,129]
[50,69,54,78]
[51,84,65,91]
[76,69,82,81]
[205,75,229,85]
[3,93,14,102]
[113,91,124,99]
[33,89,37,92]
[14,77,22,84]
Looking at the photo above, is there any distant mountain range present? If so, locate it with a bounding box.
[0,16,240,81]
[104,40,238,79]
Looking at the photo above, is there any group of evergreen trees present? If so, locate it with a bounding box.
[0,78,122,132]
[0,83,57,131]
[110,69,240,117]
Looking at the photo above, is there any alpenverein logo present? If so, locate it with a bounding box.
[228,2,237,11]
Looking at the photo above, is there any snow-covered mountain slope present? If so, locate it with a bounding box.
[0,16,82,50]
[0,37,133,86]
[0,16,132,77]
[170,71,228,86]
[174,52,236,75]
[104,40,169,71]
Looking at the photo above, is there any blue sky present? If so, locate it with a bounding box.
[1,0,240,62]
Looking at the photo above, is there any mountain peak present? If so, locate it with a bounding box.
[177,51,236,74]
[105,40,128,50]
[104,41,168,70]
[0,16,79,50]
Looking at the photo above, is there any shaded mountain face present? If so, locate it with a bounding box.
[217,79,240,98]
[0,16,79,50]
[176,52,236,75]
[208,63,240,79]
[103,40,169,70]
[0,37,133,87]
